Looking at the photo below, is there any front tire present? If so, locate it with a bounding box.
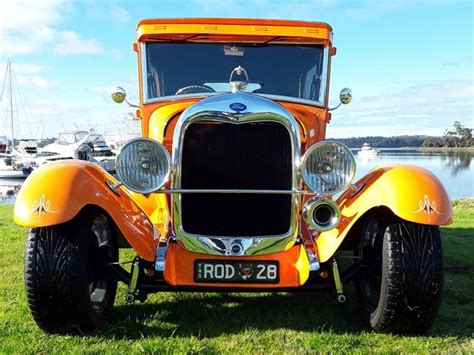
[24,210,117,333]
[356,217,443,334]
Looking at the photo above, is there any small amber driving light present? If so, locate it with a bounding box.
[116,138,170,194]
[302,141,356,195]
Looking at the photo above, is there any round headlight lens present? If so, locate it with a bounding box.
[116,138,170,194]
[302,141,356,195]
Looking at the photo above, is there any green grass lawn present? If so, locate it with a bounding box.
[1,201,473,353]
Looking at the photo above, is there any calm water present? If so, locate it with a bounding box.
[0,149,472,204]
[352,149,473,199]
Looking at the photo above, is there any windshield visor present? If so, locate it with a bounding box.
[144,42,327,105]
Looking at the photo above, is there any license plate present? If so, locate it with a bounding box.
[194,260,279,284]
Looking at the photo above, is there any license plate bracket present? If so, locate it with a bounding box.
[194,260,279,284]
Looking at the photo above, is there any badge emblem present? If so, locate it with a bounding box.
[229,102,247,112]
[239,263,253,280]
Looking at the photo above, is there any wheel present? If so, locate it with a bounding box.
[355,216,443,334]
[24,209,118,333]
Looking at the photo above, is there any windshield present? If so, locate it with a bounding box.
[145,42,327,104]
[58,131,88,144]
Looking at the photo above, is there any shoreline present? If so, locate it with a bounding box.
[418,147,474,152]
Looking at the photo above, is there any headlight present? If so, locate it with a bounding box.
[302,141,356,195]
[116,138,170,194]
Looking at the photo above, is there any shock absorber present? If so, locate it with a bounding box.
[125,257,141,303]
[332,257,346,303]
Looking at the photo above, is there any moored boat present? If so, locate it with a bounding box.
[357,143,379,159]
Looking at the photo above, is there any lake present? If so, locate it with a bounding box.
[352,149,473,199]
[0,149,472,204]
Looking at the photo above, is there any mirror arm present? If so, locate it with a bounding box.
[125,99,139,108]
[328,102,342,112]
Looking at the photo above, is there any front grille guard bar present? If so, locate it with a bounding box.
[154,189,314,195]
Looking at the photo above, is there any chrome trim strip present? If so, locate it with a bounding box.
[258,94,324,108]
[319,46,329,104]
[171,92,302,256]
[141,42,148,102]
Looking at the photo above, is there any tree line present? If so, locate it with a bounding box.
[422,121,473,148]
[336,135,429,148]
[336,122,473,148]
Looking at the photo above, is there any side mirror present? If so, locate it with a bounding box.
[329,88,352,111]
[339,88,352,105]
[111,86,126,104]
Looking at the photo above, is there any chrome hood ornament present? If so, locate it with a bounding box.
[229,65,249,93]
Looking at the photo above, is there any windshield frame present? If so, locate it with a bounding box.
[140,42,329,108]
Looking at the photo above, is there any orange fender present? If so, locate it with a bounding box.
[14,161,159,262]
[316,164,453,263]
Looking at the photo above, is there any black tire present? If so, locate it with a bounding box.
[24,209,118,333]
[356,216,443,334]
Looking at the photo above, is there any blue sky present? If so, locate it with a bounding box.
[0,0,472,138]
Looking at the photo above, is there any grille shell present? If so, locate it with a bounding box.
[180,121,292,236]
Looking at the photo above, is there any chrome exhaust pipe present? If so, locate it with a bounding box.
[303,197,341,231]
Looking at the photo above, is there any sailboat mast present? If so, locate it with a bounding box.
[8,59,14,146]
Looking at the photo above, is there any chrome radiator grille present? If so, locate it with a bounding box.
[180,121,292,236]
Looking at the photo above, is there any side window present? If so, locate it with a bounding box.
[302,64,321,101]
[147,46,161,99]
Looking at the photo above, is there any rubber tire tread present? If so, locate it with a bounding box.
[24,211,117,333]
[371,222,443,334]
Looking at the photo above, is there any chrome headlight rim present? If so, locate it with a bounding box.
[302,140,356,195]
[116,137,171,194]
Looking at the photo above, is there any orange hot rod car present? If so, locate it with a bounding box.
[15,18,452,334]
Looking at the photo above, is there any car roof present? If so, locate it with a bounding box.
[136,18,333,44]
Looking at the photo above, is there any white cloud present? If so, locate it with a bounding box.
[54,31,103,55]
[190,0,466,20]
[16,75,56,89]
[0,0,103,56]
[0,61,48,75]
[329,80,474,138]
[0,61,55,90]
[89,86,117,94]
[12,63,47,74]
[110,5,130,23]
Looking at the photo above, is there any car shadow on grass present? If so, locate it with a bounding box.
[102,290,367,339]
[97,226,473,340]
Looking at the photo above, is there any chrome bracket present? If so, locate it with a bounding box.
[300,218,320,272]
[306,248,321,272]
[105,180,123,196]
[349,183,365,198]
[154,242,169,272]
